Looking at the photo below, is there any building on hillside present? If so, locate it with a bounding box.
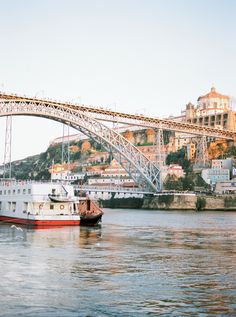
[85,165,104,176]
[48,163,83,181]
[212,158,232,171]
[201,168,230,185]
[186,143,196,160]
[183,87,235,130]
[168,87,235,162]
[48,162,78,174]
[85,159,141,200]
[87,159,136,188]
[50,132,86,145]
[174,133,193,151]
[201,158,233,186]
[87,152,110,164]
[137,145,158,162]
[215,180,236,194]
[50,171,85,182]
[167,164,185,178]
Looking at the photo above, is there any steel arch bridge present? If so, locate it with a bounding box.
[1,92,235,139]
[0,97,161,193]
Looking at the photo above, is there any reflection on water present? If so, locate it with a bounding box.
[0,209,236,316]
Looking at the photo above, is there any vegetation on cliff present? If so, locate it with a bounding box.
[196,197,206,211]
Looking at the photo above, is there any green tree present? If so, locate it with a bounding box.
[166,148,192,174]
[164,175,183,191]
[182,175,194,191]
[196,197,206,211]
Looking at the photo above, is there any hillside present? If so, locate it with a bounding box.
[6,128,172,180]
[2,129,235,182]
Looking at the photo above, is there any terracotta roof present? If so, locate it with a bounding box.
[197,87,229,101]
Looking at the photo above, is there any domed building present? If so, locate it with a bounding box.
[197,87,230,116]
[184,87,235,130]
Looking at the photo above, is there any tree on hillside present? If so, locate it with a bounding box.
[166,148,192,174]
[164,175,183,191]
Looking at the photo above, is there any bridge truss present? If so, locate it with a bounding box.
[0,98,161,192]
[1,92,235,139]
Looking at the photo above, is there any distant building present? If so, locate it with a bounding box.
[201,168,230,185]
[167,164,185,178]
[215,180,236,194]
[50,171,85,182]
[184,87,235,130]
[201,158,232,185]
[88,159,136,188]
[186,143,196,160]
[211,158,232,171]
[50,132,86,145]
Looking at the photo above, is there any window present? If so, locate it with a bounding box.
[28,189,31,194]
[23,202,28,213]
[50,204,54,210]
[12,202,16,212]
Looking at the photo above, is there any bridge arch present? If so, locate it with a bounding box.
[0,99,161,192]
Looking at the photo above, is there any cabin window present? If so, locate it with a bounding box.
[0,190,2,195]
[13,189,16,195]
[8,190,11,195]
[4,190,6,195]
[17,189,20,194]
[12,202,16,212]
[50,204,54,210]
[23,189,26,195]
[0,202,2,210]
[28,189,31,194]
[23,202,28,213]
[8,202,11,211]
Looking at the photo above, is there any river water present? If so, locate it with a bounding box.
[0,209,236,317]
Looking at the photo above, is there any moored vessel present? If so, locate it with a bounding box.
[0,179,81,227]
[78,198,104,226]
[0,179,103,227]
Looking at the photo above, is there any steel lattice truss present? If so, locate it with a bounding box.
[0,92,235,139]
[0,99,161,192]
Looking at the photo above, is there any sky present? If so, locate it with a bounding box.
[0,0,236,163]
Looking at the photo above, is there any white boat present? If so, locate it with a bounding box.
[0,179,81,227]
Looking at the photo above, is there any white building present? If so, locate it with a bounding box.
[215,180,236,194]
[51,171,85,182]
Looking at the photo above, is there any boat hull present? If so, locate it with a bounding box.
[0,215,80,227]
[80,213,103,226]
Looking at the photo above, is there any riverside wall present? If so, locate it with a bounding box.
[142,194,236,211]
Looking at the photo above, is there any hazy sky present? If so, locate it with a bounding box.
[0,0,236,162]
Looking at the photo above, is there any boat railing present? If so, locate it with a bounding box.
[0,179,72,186]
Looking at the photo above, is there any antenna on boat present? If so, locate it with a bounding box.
[3,116,12,179]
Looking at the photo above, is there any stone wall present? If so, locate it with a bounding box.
[142,194,197,210]
[142,194,236,211]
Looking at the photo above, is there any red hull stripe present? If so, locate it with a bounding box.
[0,216,80,226]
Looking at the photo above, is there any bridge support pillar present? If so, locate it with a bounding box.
[61,124,70,166]
[155,128,166,190]
[195,135,209,168]
[3,116,12,178]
